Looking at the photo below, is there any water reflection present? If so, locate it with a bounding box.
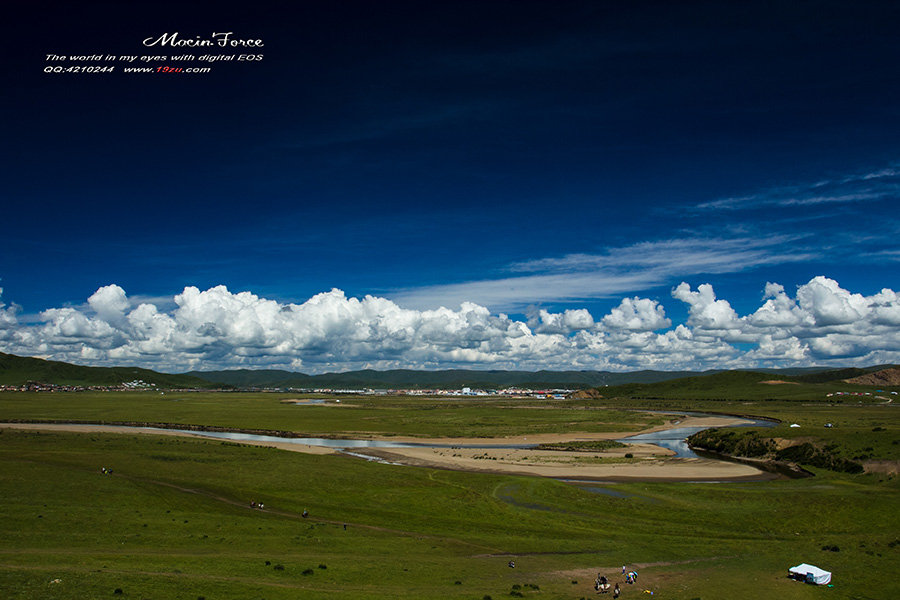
[146,428,533,450]
[618,414,776,458]
[124,410,777,462]
[618,426,712,458]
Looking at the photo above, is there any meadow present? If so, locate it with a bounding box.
[1,390,897,599]
[0,392,669,438]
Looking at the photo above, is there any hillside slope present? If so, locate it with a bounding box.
[843,367,900,386]
[0,352,218,388]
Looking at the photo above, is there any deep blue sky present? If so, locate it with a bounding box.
[2,1,898,372]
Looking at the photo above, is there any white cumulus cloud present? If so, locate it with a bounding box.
[0,276,898,373]
[601,297,671,331]
[672,283,741,331]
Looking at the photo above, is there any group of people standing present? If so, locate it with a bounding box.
[594,565,638,597]
[594,574,620,597]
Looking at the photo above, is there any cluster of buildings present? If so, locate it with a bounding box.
[302,387,572,398]
[0,381,572,398]
[121,379,157,389]
[0,380,202,393]
[826,390,897,397]
[0,382,134,392]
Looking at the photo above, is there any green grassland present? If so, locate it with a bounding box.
[1,386,898,599]
[0,392,668,438]
[600,369,899,403]
[594,375,900,464]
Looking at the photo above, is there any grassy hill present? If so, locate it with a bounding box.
[3,350,894,394]
[0,352,220,389]
[601,366,899,401]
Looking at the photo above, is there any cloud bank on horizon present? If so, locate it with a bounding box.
[391,235,818,311]
[1,276,897,374]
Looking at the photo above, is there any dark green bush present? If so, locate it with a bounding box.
[687,429,774,457]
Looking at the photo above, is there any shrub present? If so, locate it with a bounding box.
[687,429,774,457]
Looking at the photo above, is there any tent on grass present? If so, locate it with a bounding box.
[789,563,832,585]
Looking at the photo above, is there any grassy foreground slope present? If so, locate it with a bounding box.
[2,427,898,600]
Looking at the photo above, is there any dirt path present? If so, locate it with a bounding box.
[549,555,736,575]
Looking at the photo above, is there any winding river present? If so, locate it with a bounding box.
[136,409,775,459]
[618,411,777,458]
[4,410,779,479]
[141,427,535,450]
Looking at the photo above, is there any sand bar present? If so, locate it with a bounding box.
[0,415,768,481]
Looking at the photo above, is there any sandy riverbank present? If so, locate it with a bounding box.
[0,415,767,481]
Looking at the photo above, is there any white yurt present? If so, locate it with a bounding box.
[789,563,831,585]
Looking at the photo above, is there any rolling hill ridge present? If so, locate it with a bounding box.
[1,351,895,391]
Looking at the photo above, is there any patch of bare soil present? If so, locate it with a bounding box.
[862,460,899,475]
[843,366,900,386]
[546,555,735,579]
[567,388,604,399]
[771,437,809,450]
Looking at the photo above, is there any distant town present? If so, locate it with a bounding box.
[0,380,573,398]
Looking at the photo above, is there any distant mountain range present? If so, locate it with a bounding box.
[185,367,705,389]
[1,351,895,391]
[184,366,858,389]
